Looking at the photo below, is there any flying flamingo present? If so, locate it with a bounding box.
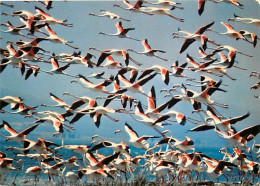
[6,137,59,155]
[239,30,258,47]
[71,74,113,94]
[185,54,218,73]
[44,24,78,49]
[39,0,53,10]
[131,101,170,136]
[144,0,184,9]
[89,10,130,21]
[0,21,31,38]
[115,122,160,149]
[47,53,76,78]
[63,92,97,111]
[0,2,14,8]
[70,106,119,128]
[99,21,140,41]
[214,0,243,9]
[141,7,184,22]
[190,106,250,133]
[115,73,157,97]
[128,39,168,61]
[89,46,142,66]
[113,0,153,16]
[41,92,70,109]
[208,22,250,42]
[172,21,215,53]
[91,135,131,155]
[228,14,260,27]
[215,124,260,152]
[170,61,188,77]
[137,65,170,85]
[197,0,218,16]
[203,160,237,180]
[0,95,23,110]
[35,6,73,27]
[0,121,39,143]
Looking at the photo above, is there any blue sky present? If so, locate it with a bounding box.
[0,0,259,150]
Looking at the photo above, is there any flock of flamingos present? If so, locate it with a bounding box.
[0,0,260,185]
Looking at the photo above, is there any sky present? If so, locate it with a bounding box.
[0,0,259,151]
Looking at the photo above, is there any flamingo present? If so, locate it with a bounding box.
[173,136,195,152]
[0,44,32,75]
[251,81,260,90]
[24,166,42,185]
[33,115,74,146]
[250,71,260,79]
[214,0,243,9]
[1,103,36,116]
[115,73,157,97]
[172,21,215,53]
[63,92,97,111]
[137,65,170,85]
[85,151,120,169]
[208,22,248,42]
[171,61,188,77]
[47,53,75,78]
[89,10,130,21]
[228,14,260,27]
[195,47,216,60]
[61,167,80,184]
[115,122,160,149]
[215,124,260,152]
[55,143,94,167]
[128,39,168,61]
[41,92,70,109]
[61,52,96,67]
[89,46,142,66]
[145,86,171,118]
[203,160,237,180]
[71,74,113,94]
[190,106,250,133]
[6,137,59,155]
[39,0,53,10]
[91,135,131,155]
[0,95,23,110]
[0,121,39,143]
[44,24,78,49]
[35,6,73,27]
[77,168,114,180]
[131,101,170,135]
[41,161,64,181]
[239,30,258,47]
[70,106,119,128]
[198,0,218,16]
[32,110,66,123]
[113,0,153,16]
[0,21,31,38]
[186,54,217,73]
[0,158,19,184]
[145,0,184,9]
[184,83,229,109]
[101,56,124,69]
[3,9,37,21]
[0,2,14,8]
[141,6,184,22]
[99,21,140,41]
[33,115,64,135]
[9,37,47,48]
